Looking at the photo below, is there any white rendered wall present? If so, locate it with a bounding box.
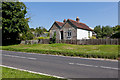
[77,29,92,39]
[90,31,92,38]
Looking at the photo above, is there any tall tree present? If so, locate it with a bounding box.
[102,26,113,38]
[94,25,113,38]
[94,25,102,38]
[2,2,29,45]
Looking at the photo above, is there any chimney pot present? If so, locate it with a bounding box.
[63,19,66,23]
[76,16,80,22]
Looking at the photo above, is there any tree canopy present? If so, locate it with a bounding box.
[94,25,113,39]
[2,2,29,45]
[111,25,120,38]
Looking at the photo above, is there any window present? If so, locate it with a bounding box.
[68,30,71,37]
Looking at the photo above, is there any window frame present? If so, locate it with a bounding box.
[67,30,72,39]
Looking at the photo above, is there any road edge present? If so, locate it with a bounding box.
[0,65,65,79]
[1,50,118,62]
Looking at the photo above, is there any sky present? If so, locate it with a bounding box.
[24,2,118,30]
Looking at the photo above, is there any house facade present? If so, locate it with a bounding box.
[49,17,93,40]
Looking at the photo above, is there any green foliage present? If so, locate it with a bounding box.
[101,26,113,38]
[42,27,47,32]
[49,32,56,44]
[94,25,113,38]
[26,31,35,40]
[90,36,96,39]
[2,2,29,45]
[37,37,49,40]
[33,27,48,37]
[37,37,44,40]
[111,32,120,38]
[94,25,102,38]
[35,27,44,37]
[47,32,50,37]
[30,28,35,32]
[111,25,120,38]
[20,31,35,40]
[0,2,1,29]
[113,25,120,32]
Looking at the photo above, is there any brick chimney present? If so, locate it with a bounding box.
[76,16,80,22]
[63,19,66,23]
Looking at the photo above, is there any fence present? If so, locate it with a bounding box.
[21,39,119,45]
[56,39,119,45]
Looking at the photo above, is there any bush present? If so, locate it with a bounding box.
[49,32,56,44]
[90,36,96,39]
[37,37,50,40]
[37,37,44,40]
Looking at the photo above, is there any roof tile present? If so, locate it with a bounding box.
[68,19,93,31]
[55,21,64,27]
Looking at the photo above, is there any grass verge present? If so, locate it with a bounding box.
[1,66,65,80]
[1,43,118,59]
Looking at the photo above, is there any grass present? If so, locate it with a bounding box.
[1,66,65,80]
[1,43,119,59]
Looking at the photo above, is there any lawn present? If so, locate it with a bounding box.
[2,43,118,59]
[1,66,65,80]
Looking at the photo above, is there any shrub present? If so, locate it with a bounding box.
[49,32,56,44]
[90,36,96,39]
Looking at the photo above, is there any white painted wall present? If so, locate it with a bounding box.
[90,31,92,38]
[77,29,92,39]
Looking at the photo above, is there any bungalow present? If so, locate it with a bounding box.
[49,17,93,40]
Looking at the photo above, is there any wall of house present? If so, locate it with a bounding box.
[49,24,60,40]
[77,29,92,39]
[61,22,77,40]
[90,31,92,38]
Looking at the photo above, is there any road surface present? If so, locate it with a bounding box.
[2,50,118,78]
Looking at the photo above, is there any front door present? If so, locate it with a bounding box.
[61,31,63,40]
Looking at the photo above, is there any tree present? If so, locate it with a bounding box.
[0,2,2,28]
[42,27,47,32]
[113,25,120,33]
[2,2,29,45]
[20,31,35,40]
[35,27,44,37]
[101,26,113,38]
[30,28,35,32]
[94,25,102,38]
[49,32,56,44]
[111,25,120,38]
[94,25,113,39]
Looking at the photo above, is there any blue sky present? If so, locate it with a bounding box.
[24,2,118,30]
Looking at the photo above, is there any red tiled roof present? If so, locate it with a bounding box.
[68,19,93,31]
[55,21,64,27]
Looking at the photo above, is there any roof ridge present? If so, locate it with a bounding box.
[68,19,86,24]
[55,21,64,27]
[55,21,64,23]
[68,19,93,31]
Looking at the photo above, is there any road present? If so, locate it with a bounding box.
[2,50,119,78]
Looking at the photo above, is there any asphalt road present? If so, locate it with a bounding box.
[2,50,119,78]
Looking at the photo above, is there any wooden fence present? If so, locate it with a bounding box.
[56,39,119,45]
[21,39,119,45]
